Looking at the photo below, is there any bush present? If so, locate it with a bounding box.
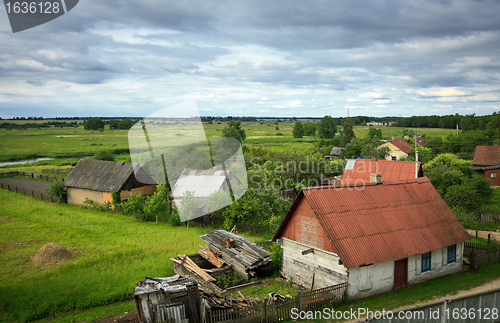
[83,118,104,130]
[46,181,66,202]
[270,243,283,272]
[122,193,145,218]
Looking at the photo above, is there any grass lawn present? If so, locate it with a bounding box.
[0,189,265,322]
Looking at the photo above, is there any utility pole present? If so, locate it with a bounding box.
[415,116,418,178]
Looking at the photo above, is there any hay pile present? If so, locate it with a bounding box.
[32,243,73,266]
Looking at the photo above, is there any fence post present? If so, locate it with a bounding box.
[32,191,34,197]
[488,234,491,245]
[15,186,17,193]
[476,231,478,239]
[8,185,10,191]
[296,291,302,312]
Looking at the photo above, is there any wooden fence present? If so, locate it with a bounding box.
[463,241,498,257]
[206,282,348,323]
[0,171,64,182]
[0,182,57,201]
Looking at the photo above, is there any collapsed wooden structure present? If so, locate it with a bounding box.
[133,275,201,323]
[172,230,272,296]
[199,230,271,279]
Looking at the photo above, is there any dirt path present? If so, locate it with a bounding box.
[0,177,53,200]
[467,229,500,242]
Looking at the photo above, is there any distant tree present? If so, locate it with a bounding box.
[367,127,383,140]
[341,118,355,143]
[222,120,246,143]
[275,125,280,131]
[292,121,304,138]
[109,120,119,129]
[83,118,104,130]
[303,122,318,136]
[118,118,133,130]
[318,116,337,139]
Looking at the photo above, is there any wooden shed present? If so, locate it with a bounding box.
[472,145,500,186]
[64,159,157,205]
[273,177,470,299]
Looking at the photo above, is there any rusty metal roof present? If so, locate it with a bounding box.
[388,139,414,154]
[273,177,470,268]
[64,159,155,192]
[340,159,422,185]
[472,146,500,167]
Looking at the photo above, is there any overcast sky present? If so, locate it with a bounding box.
[1,0,500,118]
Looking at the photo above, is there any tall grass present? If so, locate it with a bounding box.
[0,189,231,322]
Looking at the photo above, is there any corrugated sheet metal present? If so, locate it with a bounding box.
[472,145,500,166]
[64,159,155,192]
[340,159,422,185]
[274,177,470,268]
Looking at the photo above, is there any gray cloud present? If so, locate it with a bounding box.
[0,0,499,118]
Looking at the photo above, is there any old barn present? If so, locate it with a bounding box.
[64,159,157,205]
[273,177,470,299]
[473,145,500,186]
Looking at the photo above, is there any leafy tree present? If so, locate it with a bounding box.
[122,193,145,217]
[46,181,66,202]
[222,120,246,143]
[83,118,104,130]
[444,175,493,213]
[303,122,318,136]
[144,185,170,222]
[318,116,337,139]
[341,118,355,143]
[367,127,383,140]
[118,118,134,130]
[275,125,280,131]
[292,121,304,138]
[109,120,119,130]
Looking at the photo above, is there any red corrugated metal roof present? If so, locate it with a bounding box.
[340,159,422,185]
[473,146,500,166]
[273,177,470,268]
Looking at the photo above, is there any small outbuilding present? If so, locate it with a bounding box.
[472,145,500,186]
[64,159,157,205]
[273,177,470,299]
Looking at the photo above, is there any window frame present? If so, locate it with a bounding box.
[447,245,456,264]
[421,252,431,272]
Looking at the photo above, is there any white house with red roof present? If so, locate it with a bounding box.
[273,177,470,299]
[378,138,415,161]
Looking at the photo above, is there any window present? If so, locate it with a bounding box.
[447,245,456,263]
[491,173,497,178]
[391,156,397,161]
[421,252,431,272]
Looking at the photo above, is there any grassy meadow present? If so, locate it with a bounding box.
[0,120,454,164]
[0,189,254,322]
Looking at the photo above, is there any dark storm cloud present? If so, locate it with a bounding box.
[0,0,499,117]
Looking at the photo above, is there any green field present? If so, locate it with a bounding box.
[0,120,455,164]
[0,189,267,322]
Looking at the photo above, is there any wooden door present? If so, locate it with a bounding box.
[394,258,408,289]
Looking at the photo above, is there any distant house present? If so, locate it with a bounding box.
[340,157,422,185]
[472,145,500,186]
[64,159,157,205]
[273,177,470,299]
[325,147,344,160]
[378,138,414,161]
